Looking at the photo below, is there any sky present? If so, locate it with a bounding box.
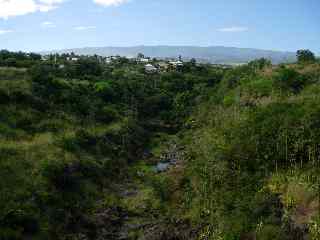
[0,0,319,54]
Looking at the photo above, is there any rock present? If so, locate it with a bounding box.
[137,171,145,177]
[142,150,153,159]
[120,189,139,198]
[141,221,199,240]
[154,162,170,173]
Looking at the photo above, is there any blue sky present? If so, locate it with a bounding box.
[0,0,319,54]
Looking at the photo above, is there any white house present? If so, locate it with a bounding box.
[105,57,112,64]
[145,64,157,73]
[66,57,79,61]
[41,55,49,61]
[169,60,183,67]
[140,58,150,63]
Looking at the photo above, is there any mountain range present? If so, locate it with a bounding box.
[42,46,297,64]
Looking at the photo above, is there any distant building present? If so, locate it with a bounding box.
[105,57,112,64]
[66,57,79,61]
[158,62,169,71]
[139,58,150,63]
[105,56,122,63]
[169,60,183,67]
[41,55,49,61]
[145,64,157,73]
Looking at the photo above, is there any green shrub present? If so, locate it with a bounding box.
[1,210,39,235]
[96,105,119,123]
[309,216,320,240]
[223,90,237,106]
[256,225,285,240]
[150,176,174,203]
[41,158,83,192]
[243,77,274,98]
[275,67,307,93]
[0,228,22,240]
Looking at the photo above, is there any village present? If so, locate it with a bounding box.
[40,52,232,74]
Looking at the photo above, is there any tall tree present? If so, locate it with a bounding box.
[297,49,316,64]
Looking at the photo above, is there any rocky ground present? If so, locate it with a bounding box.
[109,141,197,240]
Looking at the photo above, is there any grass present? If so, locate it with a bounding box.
[268,169,320,228]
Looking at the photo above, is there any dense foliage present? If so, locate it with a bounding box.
[178,57,320,240]
[297,49,316,64]
[0,49,319,239]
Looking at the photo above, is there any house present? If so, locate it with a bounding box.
[105,57,112,64]
[139,58,150,63]
[145,64,157,73]
[41,55,49,61]
[105,56,122,63]
[158,62,169,71]
[66,57,79,61]
[169,60,183,67]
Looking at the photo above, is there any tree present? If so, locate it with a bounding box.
[190,58,197,66]
[276,67,306,93]
[5,58,17,67]
[76,58,102,77]
[297,49,316,64]
[29,53,41,61]
[248,58,272,71]
[137,53,145,59]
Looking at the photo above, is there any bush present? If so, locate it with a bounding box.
[223,90,238,107]
[96,105,119,123]
[41,158,83,192]
[1,210,39,235]
[243,77,274,98]
[0,228,22,240]
[256,225,285,240]
[248,58,272,71]
[150,176,173,203]
[275,67,307,93]
[309,216,320,240]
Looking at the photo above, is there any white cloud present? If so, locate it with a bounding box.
[0,29,13,35]
[0,0,65,19]
[0,0,129,19]
[39,0,64,4]
[218,26,248,32]
[42,21,56,28]
[74,26,97,31]
[38,0,64,11]
[0,0,37,19]
[93,0,129,7]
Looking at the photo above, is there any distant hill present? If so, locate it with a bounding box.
[42,46,297,64]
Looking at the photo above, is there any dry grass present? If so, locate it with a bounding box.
[269,172,319,228]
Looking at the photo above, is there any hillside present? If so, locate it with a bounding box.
[42,46,297,64]
[0,50,319,240]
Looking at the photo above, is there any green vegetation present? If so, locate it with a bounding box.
[0,49,319,239]
[297,49,317,64]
